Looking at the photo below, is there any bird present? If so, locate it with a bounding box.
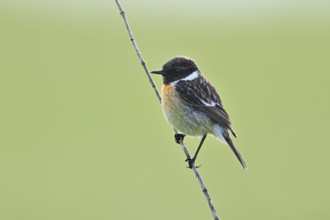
[151,56,247,169]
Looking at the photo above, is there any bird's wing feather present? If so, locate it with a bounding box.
[174,77,236,137]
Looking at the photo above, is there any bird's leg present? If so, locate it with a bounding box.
[186,135,207,168]
[174,134,185,144]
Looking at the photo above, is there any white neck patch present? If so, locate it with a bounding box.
[172,70,200,84]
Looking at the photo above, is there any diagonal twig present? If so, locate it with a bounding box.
[115,1,220,219]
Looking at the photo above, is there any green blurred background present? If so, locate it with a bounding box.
[1,0,330,219]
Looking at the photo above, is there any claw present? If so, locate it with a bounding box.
[185,164,201,169]
[174,134,185,144]
[185,158,200,169]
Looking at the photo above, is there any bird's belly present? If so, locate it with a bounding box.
[161,85,213,137]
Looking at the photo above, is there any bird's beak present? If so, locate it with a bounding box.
[151,70,166,75]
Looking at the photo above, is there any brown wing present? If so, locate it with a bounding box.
[174,77,236,137]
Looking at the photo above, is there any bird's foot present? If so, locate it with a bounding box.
[185,158,201,169]
[174,134,185,144]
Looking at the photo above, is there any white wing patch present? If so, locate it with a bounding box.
[199,99,217,107]
[172,70,200,84]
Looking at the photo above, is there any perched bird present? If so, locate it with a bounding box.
[151,56,247,169]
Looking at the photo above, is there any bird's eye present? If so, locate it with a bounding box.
[175,69,180,73]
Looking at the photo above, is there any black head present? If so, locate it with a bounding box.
[151,56,199,84]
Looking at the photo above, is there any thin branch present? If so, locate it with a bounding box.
[115,1,220,220]
[115,0,161,103]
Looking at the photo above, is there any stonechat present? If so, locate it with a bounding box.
[151,56,247,169]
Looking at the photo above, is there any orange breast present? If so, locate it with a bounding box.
[160,84,214,136]
[161,84,177,110]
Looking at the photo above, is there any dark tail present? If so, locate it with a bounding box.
[223,132,248,170]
